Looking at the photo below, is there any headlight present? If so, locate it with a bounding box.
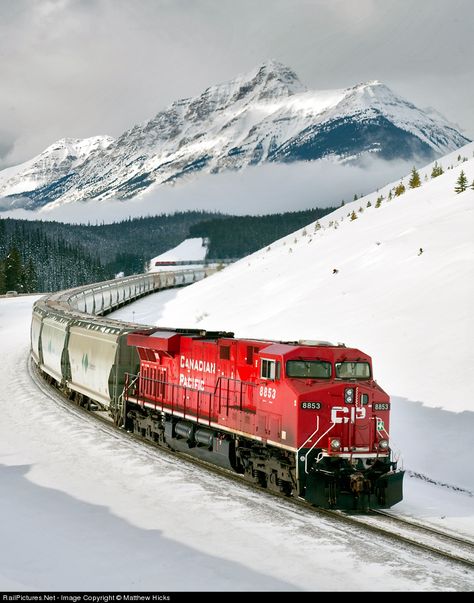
[345,388,354,404]
[330,438,341,451]
[378,439,389,450]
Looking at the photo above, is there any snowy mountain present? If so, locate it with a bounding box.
[0,136,113,199]
[141,142,474,416]
[0,61,469,210]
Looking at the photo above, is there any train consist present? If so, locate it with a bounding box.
[31,269,404,511]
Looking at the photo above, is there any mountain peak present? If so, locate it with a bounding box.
[168,61,306,126]
[254,58,299,79]
[357,79,383,87]
[344,79,411,111]
[349,80,391,95]
[237,60,306,99]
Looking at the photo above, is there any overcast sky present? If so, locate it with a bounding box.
[1,0,473,169]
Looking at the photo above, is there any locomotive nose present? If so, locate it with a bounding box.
[327,384,392,455]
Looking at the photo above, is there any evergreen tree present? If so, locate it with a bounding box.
[408,167,421,188]
[22,258,38,293]
[366,200,372,208]
[471,180,474,190]
[454,170,468,193]
[388,190,393,200]
[375,196,383,208]
[394,182,406,196]
[350,211,358,221]
[0,219,5,255]
[0,259,5,294]
[431,162,444,178]
[5,246,23,292]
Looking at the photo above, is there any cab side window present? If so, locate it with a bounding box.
[260,359,280,380]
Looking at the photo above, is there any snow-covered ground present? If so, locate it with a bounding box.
[0,296,472,591]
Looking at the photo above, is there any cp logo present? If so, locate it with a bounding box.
[331,406,366,424]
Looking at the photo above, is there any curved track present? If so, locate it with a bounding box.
[363,509,474,565]
[338,509,474,568]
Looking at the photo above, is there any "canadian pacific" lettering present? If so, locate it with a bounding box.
[180,355,216,374]
[179,355,216,391]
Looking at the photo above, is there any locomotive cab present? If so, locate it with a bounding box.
[280,344,403,510]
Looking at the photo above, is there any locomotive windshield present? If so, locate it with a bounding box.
[286,360,331,379]
[335,361,371,379]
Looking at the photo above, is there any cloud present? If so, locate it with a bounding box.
[0,156,412,224]
[0,0,473,168]
[0,132,16,167]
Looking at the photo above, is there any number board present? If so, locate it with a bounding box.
[300,402,322,410]
[373,403,391,411]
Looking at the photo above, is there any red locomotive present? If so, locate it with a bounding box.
[123,328,404,510]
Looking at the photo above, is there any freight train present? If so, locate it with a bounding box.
[31,269,404,511]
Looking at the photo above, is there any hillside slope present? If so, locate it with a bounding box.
[154,143,474,413]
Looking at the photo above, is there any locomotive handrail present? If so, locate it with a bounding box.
[125,369,259,428]
[298,417,320,453]
[302,420,337,474]
[213,376,258,415]
[125,371,217,427]
[119,373,140,427]
[297,418,322,475]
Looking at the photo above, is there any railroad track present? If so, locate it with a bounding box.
[372,507,474,548]
[28,355,474,572]
[328,508,474,569]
